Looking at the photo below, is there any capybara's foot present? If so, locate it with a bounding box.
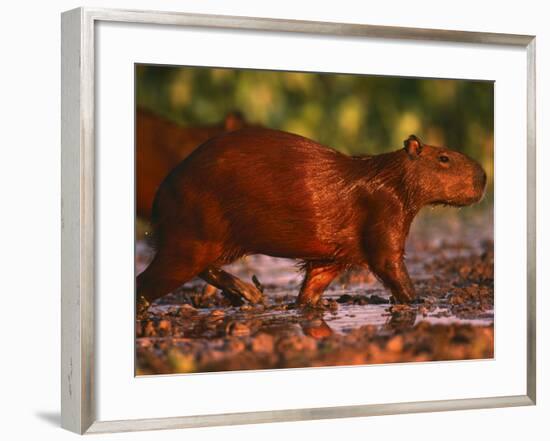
[296,296,324,309]
[296,264,341,308]
[390,294,415,304]
[220,280,264,305]
[200,267,264,305]
[136,295,151,320]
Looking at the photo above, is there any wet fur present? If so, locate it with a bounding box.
[140,128,486,306]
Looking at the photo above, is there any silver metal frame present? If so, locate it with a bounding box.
[61,7,536,435]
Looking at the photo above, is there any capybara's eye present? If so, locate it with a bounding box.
[439,155,450,163]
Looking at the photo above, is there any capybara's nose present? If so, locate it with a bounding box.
[476,167,487,192]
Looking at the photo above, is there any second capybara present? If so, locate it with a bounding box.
[137,129,486,312]
[136,108,251,219]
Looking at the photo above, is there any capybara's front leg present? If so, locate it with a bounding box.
[297,263,342,307]
[368,254,415,303]
[199,267,264,305]
[363,214,416,303]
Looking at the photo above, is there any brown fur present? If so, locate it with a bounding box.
[136,108,250,219]
[137,129,487,307]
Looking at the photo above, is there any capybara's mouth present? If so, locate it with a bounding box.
[451,192,486,207]
[431,192,485,207]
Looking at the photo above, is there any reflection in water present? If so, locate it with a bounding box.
[386,306,418,331]
[300,312,334,339]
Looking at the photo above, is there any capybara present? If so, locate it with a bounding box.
[137,129,486,313]
[136,108,250,219]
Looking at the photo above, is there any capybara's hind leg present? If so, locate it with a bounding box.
[297,263,341,307]
[199,267,264,305]
[136,249,212,316]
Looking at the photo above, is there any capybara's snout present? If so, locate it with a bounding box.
[476,166,488,195]
[470,163,488,203]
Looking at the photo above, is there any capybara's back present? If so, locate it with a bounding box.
[137,128,486,313]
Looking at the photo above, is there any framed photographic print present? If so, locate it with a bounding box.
[61,7,536,434]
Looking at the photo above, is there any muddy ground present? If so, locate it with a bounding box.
[135,209,494,375]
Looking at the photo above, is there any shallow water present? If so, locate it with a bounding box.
[146,281,493,342]
[136,209,494,374]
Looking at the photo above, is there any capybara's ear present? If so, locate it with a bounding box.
[224,111,246,131]
[404,135,423,157]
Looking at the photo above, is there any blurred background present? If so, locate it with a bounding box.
[134,65,495,375]
[136,64,494,204]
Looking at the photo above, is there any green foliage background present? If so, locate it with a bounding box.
[136,64,494,195]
